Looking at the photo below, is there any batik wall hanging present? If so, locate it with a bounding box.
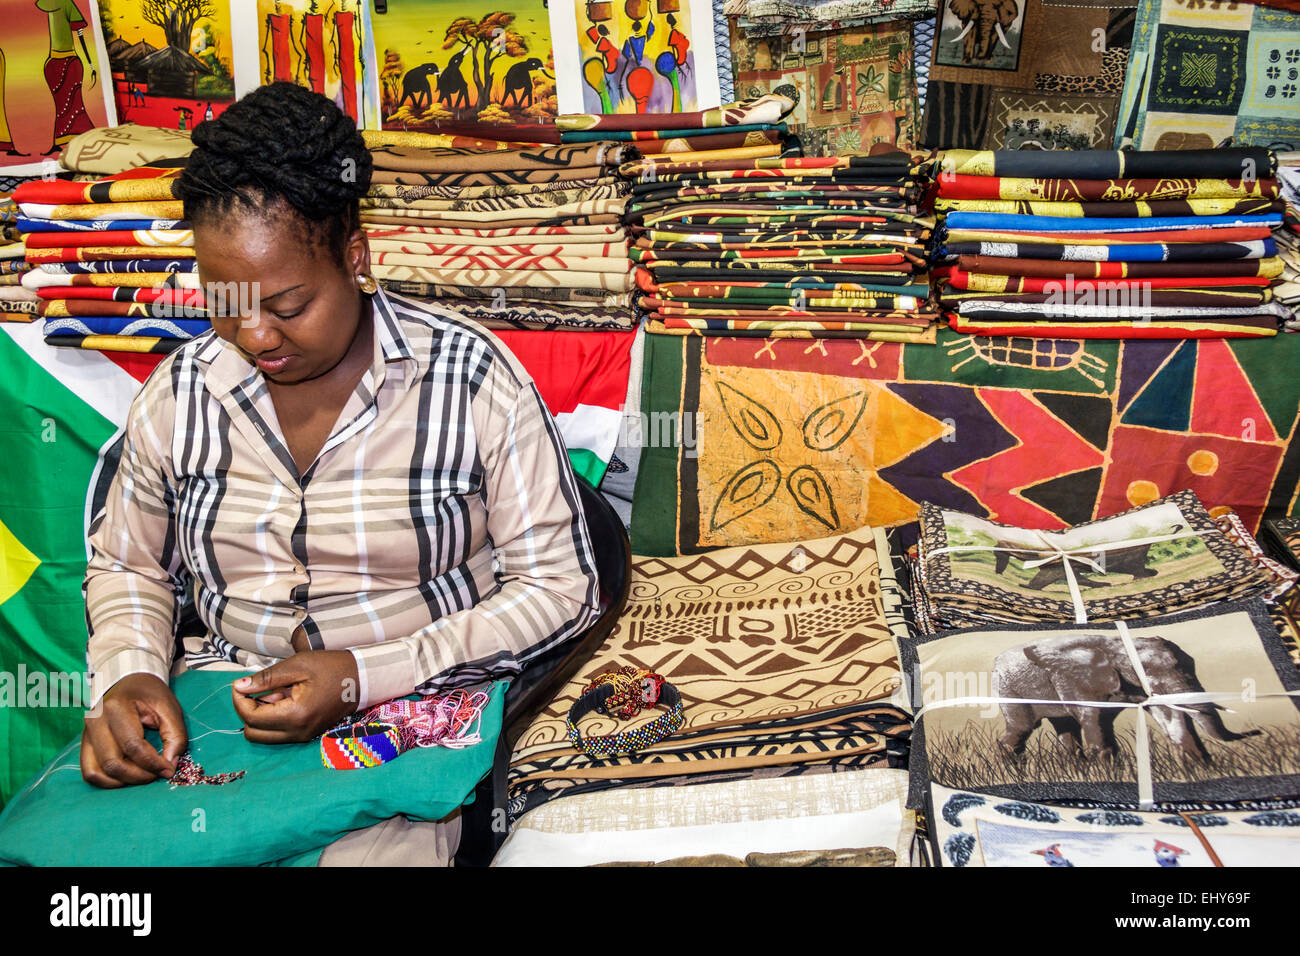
[254,0,369,123]
[630,327,1300,556]
[900,600,1300,807]
[921,0,1136,149]
[550,0,722,116]
[928,782,1300,867]
[1116,0,1300,150]
[506,526,911,820]
[94,0,235,131]
[370,0,558,131]
[728,16,921,154]
[1,0,116,173]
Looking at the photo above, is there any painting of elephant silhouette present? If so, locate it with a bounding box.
[938,0,1023,70]
[993,633,1260,763]
[397,62,441,111]
[500,57,552,108]
[437,48,472,110]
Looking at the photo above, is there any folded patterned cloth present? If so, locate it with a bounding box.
[24,229,193,248]
[405,296,636,332]
[372,264,633,292]
[41,298,207,319]
[934,198,1284,218]
[44,316,210,337]
[942,240,1276,261]
[361,129,532,151]
[16,217,188,234]
[648,319,938,342]
[370,251,632,274]
[951,255,1285,280]
[18,201,185,222]
[944,213,1284,234]
[34,285,204,305]
[362,184,627,212]
[369,166,611,188]
[38,260,198,275]
[379,280,630,307]
[941,269,1273,293]
[935,175,1278,202]
[368,142,633,174]
[940,149,1276,180]
[560,123,785,143]
[12,170,179,206]
[368,238,629,259]
[22,271,201,290]
[556,94,794,133]
[946,315,1280,339]
[59,123,194,174]
[28,248,195,264]
[42,332,186,353]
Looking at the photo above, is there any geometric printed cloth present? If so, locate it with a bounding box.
[1118,0,1300,149]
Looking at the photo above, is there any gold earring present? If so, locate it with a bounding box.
[357,273,378,295]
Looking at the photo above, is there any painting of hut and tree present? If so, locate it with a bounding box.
[95,0,235,129]
[373,0,556,130]
[258,0,367,122]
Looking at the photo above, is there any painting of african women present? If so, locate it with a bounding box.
[911,604,1300,802]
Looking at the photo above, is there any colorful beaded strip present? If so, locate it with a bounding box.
[566,668,685,757]
[320,722,402,770]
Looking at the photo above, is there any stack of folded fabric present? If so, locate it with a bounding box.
[13,168,206,354]
[1273,159,1300,332]
[507,527,912,826]
[620,146,938,342]
[933,148,1290,339]
[907,490,1277,634]
[361,140,639,332]
[556,94,792,162]
[0,195,36,322]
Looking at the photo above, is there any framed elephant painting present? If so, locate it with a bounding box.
[934,0,1027,72]
[901,600,1300,808]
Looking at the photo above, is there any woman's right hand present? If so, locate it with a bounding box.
[81,674,188,788]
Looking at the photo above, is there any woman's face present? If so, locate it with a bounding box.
[196,205,370,385]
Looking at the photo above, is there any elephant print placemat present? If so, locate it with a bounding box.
[900,599,1300,807]
[921,0,1136,148]
[916,489,1271,627]
[928,782,1300,867]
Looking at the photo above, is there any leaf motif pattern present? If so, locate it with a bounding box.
[710,460,782,531]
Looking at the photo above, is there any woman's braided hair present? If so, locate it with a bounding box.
[175,82,373,260]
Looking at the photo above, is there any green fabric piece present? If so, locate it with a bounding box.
[567,448,605,487]
[630,333,685,555]
[0,330,116,807]
[0,670,504,866]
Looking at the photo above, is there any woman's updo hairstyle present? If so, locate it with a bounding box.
[175,82,373,261]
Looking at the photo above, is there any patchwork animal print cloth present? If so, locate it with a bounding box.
[913,490,1272,629]
[506,526,912,820]
[900,599,1300,808]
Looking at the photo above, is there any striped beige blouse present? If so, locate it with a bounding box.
[85,289,601,709]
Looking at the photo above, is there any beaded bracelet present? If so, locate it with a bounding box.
[320,722,402,769]
[566,667,685,757]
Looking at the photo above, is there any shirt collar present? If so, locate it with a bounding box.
[202,286,420,398]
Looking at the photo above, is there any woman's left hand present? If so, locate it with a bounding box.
[231,650,361,743]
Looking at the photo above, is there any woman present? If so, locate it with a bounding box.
[35,0,98,152]
[80,83,601,861]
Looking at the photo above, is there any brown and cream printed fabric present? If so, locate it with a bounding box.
[900,599,1300,808]
[506,526,913,820]
[363,142,638,328]
[914,490,1272,630]
[921,0,1136,149]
